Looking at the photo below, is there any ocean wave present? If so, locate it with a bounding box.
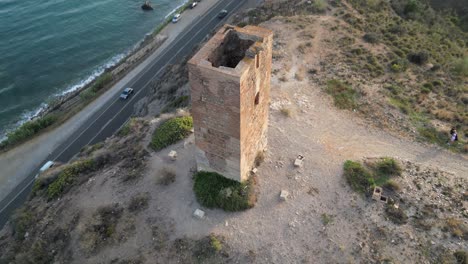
[165,0,189,19]
[0,0,187,143]
[0,83,14,95]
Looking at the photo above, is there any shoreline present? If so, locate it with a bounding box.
[0,0,190,143]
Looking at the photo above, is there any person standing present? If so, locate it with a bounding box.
[448,127,458,145]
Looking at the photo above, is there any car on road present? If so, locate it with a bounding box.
[172,13,181,23]
[34,161,55,178]
[190,2,198,9]
[218,9,228,19]
[120,88,134,100]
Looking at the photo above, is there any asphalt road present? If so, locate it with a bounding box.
[0,0,247,228]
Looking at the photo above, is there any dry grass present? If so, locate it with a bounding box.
[158,167,176,185]
[280,107,293,117]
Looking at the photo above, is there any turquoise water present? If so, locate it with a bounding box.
[0,0,185,139]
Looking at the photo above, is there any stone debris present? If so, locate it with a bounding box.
[294,155,304,167]
[372,187,383,201]
[280,190,289,201]
[193,209,205,219]
[168,150,177,161]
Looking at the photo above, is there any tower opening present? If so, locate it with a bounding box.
[208,30,255,68]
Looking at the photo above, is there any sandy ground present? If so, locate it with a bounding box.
[78,15,466,263]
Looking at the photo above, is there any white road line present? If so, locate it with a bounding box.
[52,0,229,162]
[0,0,245,215]
[84,0,246,146]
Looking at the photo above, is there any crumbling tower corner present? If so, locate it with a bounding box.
[188,24,273,182]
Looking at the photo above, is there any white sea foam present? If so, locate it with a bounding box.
[165,0,189,18]
[1,0,188,143]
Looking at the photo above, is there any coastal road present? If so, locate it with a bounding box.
[0,0,248,228]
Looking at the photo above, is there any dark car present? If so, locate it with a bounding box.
[218,9,228,19]
[120,88,134,100]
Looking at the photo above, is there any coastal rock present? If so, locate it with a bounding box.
[141,1,153,11]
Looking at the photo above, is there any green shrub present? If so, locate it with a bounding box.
[385,204,408,225]
[390,58,408,72]
[454,251,467,264]
[375,157,402,176]
[418,125,446,144]
[313,0,328,12]
[80,88,97,101]
[47,159,96,199]
[0,115,58,150]
[407,51,429,65]
[193,171,256,211]
[210,234,223,252]
[453,56,468,77]
[325,80,358,110]
[150,116,193,151]
[321,213,334,225]
[161,95,190,113]
[343,160,375,194]
[385,85,402,95]
[93,73,112,91]
[127,193,150,212]
[12,208,34,240]
[363,32,380,44]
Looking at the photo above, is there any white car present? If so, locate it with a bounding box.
[35,161,55,178]
[190,2,198,8]
[172,13,181,23]
[120,88,134,100]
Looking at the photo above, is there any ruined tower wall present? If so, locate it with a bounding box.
[239,27,273,181]
[188,25,273,182]
[188,64,242,181]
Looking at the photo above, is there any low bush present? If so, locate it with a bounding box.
[385,204,408,225]
[363,32,380,44]
[46,159,97,199]
[0,115,58,151]
[453,56,468,77]
[389,58,409,72]
[254,151,265,167]
[444,218,468,239]
[81,204,123,253]
[321,213,334,225]
[161,95,190,113]
[158,167,176,185]
[193,234,226,261]
[325,80,358,110]
[454,251,467,264]
[417,125,447,145]
[150,116,193,151]
[193,171,256,211]
[127,193,150,212]
[383,180,401,192]
[407,51,429,65]
[375,157,402,176]
[12,208,34,240]
[343,160,375,194]
[312,0,327,12]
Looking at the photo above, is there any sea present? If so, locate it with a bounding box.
[0,0,186,140]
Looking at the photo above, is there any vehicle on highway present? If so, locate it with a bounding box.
[120,88,134,100]
[190,2,198,9]
[172,13,181,23]
[218,9,228,19]
[34,161,55,178]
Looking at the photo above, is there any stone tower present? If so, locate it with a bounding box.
[188,25,273,182]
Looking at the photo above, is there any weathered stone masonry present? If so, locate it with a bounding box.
[188,25,273,182]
